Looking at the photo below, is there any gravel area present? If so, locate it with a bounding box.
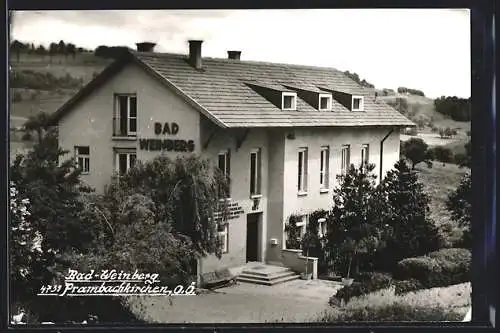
[125,279,342,323]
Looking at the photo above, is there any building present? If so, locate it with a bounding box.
[50,40,414,276]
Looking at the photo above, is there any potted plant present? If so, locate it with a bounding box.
[300,229,315,280]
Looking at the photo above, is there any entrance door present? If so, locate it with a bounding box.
[246,213,260,262]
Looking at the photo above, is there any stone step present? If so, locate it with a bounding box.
[237,273,299,286]
[238,270,297,282]
[241,266,292,277]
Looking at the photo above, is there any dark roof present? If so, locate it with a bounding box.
[51,50,415,128]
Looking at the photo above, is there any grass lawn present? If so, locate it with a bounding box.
[415,163,468,245]
[317,283,471,322]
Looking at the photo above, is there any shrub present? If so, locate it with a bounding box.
[393,279,424,295]
[318,303,462,322]
[333,272,393,303]
[395,248,471,288]
[432,146,454,163]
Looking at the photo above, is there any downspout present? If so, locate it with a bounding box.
[379,128,395,181]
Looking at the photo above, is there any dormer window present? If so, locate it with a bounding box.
[319,94,332,111]
[352,96,364,111]
[282,92,297,110]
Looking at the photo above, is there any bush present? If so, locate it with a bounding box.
[395,248,471,288]
[393,279,424,295]
[432,146,454,163]
[10,69,83,90]
[333,272,393,303]
[318,303,462,322]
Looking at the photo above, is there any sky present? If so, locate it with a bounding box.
[11,9,471,98]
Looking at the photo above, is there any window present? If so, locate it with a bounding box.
[341,145,350,175]
[296,215,307,239]
[217,223,229,253]
[318,218,327,238]
[361,144,369,170]
[297,148,308,193]
[114,94,137,136]
[282,92,297,110]
[115,151,137,175]
[250,148,262,196]
[319,94,332,111]
[218,150,231,197]
[320,146,330,190]
[351,96,364,111]
[75,146,90,174]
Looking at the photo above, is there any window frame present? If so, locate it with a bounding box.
[297,147,309,194]
[75,146,90,174]
[114,94,137,137]
[249,148,262,197]
[318,219,327,238]
[361,144,370,170]
[318,94,332,111]
[282,92,297,111]
[218,149,231,198]
[320,146,330,191]
[341,144,351,175]
[115,150,137,175]
[218,223,229,253]
[351,95,364,111]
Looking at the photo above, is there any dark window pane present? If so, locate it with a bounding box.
[130,97,137,117]
[320,97,329,109]
[78,157,84,169]
[250,153,256,194]
[119,154,127,174]
[129,118,137,133]
[353,98,361,109]
[84,158,89,172]
[130,154,137,168]
[77,146,90,155]
[298,151,303,189]
[256,151,261,193]
[284,96,293,109]
[218,154,226,174]
[119,95,128,135]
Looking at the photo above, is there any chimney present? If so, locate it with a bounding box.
[227,50,241,60]
[188,40,203,69]
[136,42,156,52]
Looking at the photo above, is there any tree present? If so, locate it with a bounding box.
[65,43,76,60]
[9,181,44,305]
[104,155,230,258]
[325,163,382,277]
[458,140,471,168]
[446,173,471,248]
[49,43,58,64]
[400,138,433,169]
[444,127,453,138]
[284,214,303,249]
[372,160,443,270]
[432,146,454,163]
[10,40,26,63]
[57,40,66,55]
[23,112,51,144]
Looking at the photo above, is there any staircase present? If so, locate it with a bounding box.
[236,263,300,286]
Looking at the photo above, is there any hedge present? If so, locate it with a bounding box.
[395,248,471,288]
[332,272,393,304]
[318,303,463,322]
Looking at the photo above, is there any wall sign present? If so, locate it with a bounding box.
[139,122,195,152]
[213,201,245,222]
